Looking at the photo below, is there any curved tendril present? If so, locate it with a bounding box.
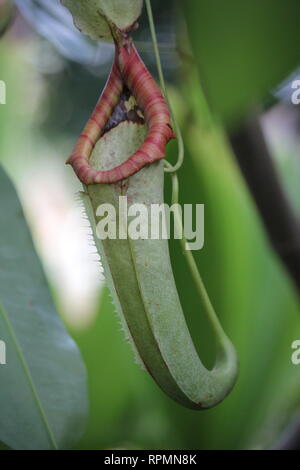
[145,0,185,173]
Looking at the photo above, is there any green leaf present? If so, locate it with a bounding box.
[182,0,300,126]
[62,0,143,41]
[0,166,88,450]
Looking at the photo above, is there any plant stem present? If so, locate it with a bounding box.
[146,0,231,345]
[169,169,231,344]
[145,0,184,173]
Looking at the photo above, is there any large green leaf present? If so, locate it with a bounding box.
[182,0,300,126]
[0,166,88,450]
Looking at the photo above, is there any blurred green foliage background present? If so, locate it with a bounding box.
[0,0,300,449]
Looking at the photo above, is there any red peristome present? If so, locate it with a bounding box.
[67,38,175,185]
